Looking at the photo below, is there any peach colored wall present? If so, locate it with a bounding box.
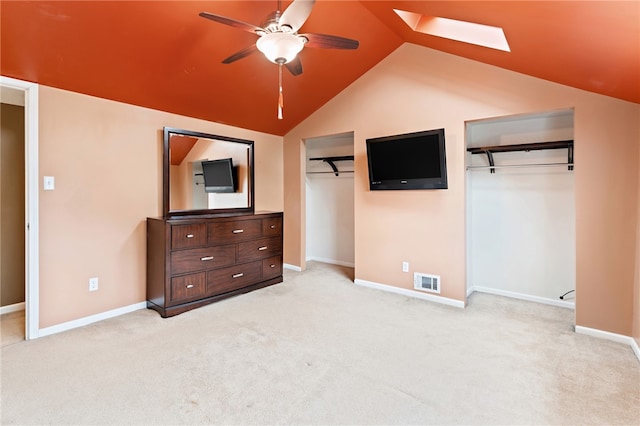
[38,86,283,328]
[283,137,304,269]
[574,102,639,335]
[283,43,640,335]
[635,134,640,345]
[169,164,187,210]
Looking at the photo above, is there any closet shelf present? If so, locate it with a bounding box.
[467,140,574,173]
[309,155,354,176]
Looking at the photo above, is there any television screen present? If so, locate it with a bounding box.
[366,128,447,190]
[201,158,235,193]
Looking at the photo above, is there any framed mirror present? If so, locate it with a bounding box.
[163,127,255,217]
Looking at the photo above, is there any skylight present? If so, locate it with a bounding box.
[394,9,510,52]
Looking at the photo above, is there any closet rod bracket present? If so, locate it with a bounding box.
[309,155,354,176]
[485,151,496,173]
[325,159,340,176]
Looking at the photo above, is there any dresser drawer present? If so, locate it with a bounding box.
[207,261,262,296]
[171,223,207,250]
[170,272,206,304]
[171,245,236,275]
[207,219,262,244]
[262,217,282,237]
[262,255,282,280]
[237,236,282,263]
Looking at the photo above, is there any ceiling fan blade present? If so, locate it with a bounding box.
[199,12,264,34]
[285,56,303,76]
[222,45,258,64]
[279,0,315,33]
[301,33,359,49]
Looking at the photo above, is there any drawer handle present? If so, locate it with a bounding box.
[258,246,268,251]
[186,284,194,289]
[232,273,244,278]
[270,264,276,268]
[186,234,194,238]
[201,256,214,261]
[270,225,276,229]
[232,229,244,234]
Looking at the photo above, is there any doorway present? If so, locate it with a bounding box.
[304,133,355,268]
[0,77,40,340]
[465,109,576,309]
[1,101,25,345]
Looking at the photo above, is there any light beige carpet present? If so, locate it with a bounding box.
[0,310,25,348]
[1,262,638,425]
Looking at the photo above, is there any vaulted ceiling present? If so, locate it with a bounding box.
[2,1,638,136]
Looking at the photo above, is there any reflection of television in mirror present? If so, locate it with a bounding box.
[202,158,236,193]
[366,128,448,190]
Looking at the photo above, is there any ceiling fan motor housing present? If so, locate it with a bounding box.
[262,10,283,33]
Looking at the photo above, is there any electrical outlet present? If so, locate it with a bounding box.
[402,261,409,272]
[89,277,99,292]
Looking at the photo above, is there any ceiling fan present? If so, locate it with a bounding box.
[199,0,359,119]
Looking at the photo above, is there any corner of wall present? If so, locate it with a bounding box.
[634,122,640,344]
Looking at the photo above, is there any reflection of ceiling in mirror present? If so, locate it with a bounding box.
[170,135,198,166]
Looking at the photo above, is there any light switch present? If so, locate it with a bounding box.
[43,176,55,190]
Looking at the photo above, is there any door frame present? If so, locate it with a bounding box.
[1,76,39,339]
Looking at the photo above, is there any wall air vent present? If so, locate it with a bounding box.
[414,272,440,294]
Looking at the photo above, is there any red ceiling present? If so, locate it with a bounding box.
[170,135,198,166]
[2,1,638,136]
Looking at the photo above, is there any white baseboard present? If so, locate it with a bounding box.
[469,286,575,309]
[575,326,640,363]
[306,256,355,268]
[0,302,25,315]
[283,263,302,272]
[38,302,147,338]
[631,338,640,361]
[354,279,465,308]
[632,338,640,362]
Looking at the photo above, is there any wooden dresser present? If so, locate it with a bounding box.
[146,211,283,317]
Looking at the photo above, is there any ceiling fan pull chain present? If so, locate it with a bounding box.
[278,63,284,120]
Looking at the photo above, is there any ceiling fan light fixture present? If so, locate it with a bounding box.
[256,32,305,64]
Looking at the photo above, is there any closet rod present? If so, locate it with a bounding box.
[307,171,354,175]
[466,162,574,171]
[309,155,354,176]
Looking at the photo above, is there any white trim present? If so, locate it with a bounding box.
[284,263,302,272]
[0,302,26,315]
[632,338,640,362]
[469,286,575,309]
[1,76,40,340]
[306,256,355,268]
[354,279,465,308]
[575,326,640,363]
[38,302,147,338]
[575,325,635,345]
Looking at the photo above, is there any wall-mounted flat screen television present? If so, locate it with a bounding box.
[366,128,448,190]
[202,158,236,193]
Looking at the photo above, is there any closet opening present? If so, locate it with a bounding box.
[304,132,355,272]
[465,109,576,312]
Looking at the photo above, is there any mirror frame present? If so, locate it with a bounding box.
[163,127,255,217]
